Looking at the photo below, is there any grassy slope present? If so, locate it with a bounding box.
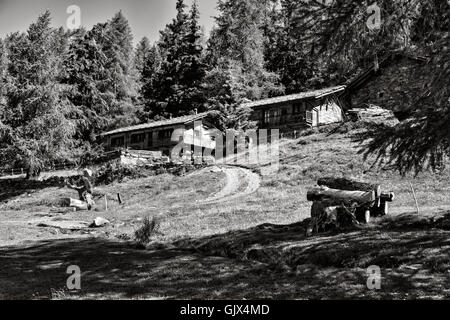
[0,126,449,299]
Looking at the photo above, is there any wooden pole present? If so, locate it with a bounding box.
[117,193,123,205]
[410,182,420,214]
[104,195,108,211]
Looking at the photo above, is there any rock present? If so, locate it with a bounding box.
[37,220,90,230]
[210,166,222,173]
[90,217,110,228]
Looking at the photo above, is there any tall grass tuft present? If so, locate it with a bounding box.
[134,216,160,249]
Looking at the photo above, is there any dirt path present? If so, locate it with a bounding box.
[197,166,261,205]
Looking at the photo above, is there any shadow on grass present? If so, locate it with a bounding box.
[176,214,450,270]
[1,212,449,299]
[0,177,68,203]
[0,235,364,300]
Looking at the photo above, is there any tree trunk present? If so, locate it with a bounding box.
[317,177,381,195]
[307,187,376,205]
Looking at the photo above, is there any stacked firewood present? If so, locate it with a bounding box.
[306,177,394,236]
[347,104,398,124]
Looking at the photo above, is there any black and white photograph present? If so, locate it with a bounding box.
[0,0,449,306]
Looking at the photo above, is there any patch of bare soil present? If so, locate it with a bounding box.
[198,166,261,204]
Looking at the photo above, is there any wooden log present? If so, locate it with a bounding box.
[307,187,376,205]
[317,177,381,195]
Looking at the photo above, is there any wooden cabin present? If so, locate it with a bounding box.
[101,113,217,157]
[242,86,346,132]
[341,52,430,120]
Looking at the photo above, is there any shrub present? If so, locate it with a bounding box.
[93,160,206,185]
[134,217,160,249]
[94,161,145,185]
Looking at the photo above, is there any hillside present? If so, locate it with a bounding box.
[0,124,449,299]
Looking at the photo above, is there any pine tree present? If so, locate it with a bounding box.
[0,38,7,109]
[357,0,450,174]
[64,12,140,143]
[178,0,207,114]
[139,45,162,120]
[64,27,109,143]
[0,11,76,177]
[289,0,420,75]
[204,59,257,131]
[134,36,152,77]
[143,0,207,119]
[206,0,284,102]
[101,12,140,129]
[302,0,450,174]
[263,0,325,93]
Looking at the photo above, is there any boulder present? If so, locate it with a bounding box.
[90,217,111,228]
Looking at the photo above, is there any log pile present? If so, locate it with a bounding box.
[347,105,398,124]
[306,177,394,236]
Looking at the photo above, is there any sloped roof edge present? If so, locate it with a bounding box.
[101,112,210,137]
[240,85,347,110]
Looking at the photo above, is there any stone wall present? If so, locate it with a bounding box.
[349,57,431,113]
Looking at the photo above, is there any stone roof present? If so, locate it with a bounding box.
[101,112,210,137]
[240,86,347,109]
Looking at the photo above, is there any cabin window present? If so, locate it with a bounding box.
[264,110,270,124]
[293,102,306,114]
[111,136,124,147]
[158,129,173,139]
[130,133,145,144]
[264,109,281,125]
